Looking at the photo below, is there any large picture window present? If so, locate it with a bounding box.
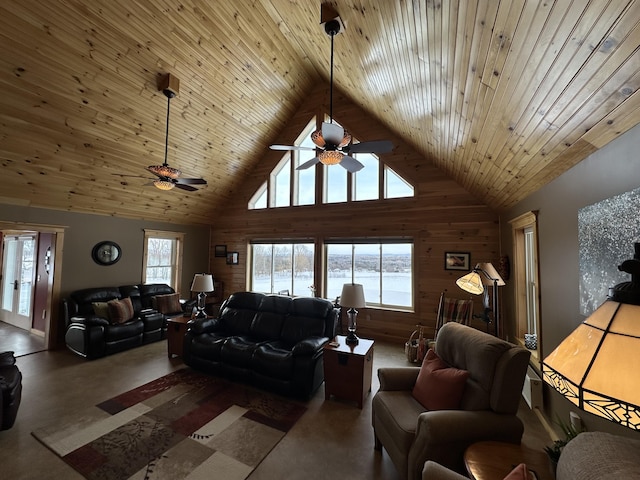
[325,240,413,310]
[250,241,315,296]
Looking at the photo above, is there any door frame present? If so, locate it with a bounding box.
[0,221,65,350]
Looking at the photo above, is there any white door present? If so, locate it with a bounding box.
[1,235,36,330]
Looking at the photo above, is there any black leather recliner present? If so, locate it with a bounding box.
[0,351,22,430]
[63,285,166,359]
[183,292,339,398]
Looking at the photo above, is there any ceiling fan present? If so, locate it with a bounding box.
[117,74,207,192]
[269,12,393,173]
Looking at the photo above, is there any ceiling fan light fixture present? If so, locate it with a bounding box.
[319,150,343,165]
[148,164,181,179]
[153,179,175,191]
[311,128,351,148]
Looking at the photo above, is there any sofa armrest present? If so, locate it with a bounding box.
[292,337,329,355]
[69,315,110,327]
[422,461,467,480]
[186,316,220,334]
[378,367,420,391]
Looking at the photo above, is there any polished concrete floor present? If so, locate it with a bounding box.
[0,321,45,357]
[0,339,551,480]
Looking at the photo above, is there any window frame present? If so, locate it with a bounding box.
[142,229,184,291]
[509,211,541,364]
[324,238,414,311]
[249,240,316,296]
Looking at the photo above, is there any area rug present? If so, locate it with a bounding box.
[32,368,307,480]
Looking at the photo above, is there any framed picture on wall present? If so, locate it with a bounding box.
[214,245,227,257]
[444,252,470,271]
[226,252,239,265]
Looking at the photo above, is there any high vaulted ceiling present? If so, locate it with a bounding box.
[1,1,639,225]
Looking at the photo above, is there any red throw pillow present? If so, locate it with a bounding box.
[153,293,181,314]
[412,349,469,410]
[504,463,529,479]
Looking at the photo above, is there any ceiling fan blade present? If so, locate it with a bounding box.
[176,177,207,185]
[321,122,344,145]
[296,157,321,170]
[348,140,394,154]
[339,156,364,173]
[270,145,315,151]
[175,183,198,192]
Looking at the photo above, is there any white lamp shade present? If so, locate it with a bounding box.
[191,273,214,293]
[456,271,484,295]
[340,283,366,308]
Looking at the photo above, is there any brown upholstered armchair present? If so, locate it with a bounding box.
[372,322,530,480]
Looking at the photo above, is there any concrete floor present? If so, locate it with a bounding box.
[0,339,550,480]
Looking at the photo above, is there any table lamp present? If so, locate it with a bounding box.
[340,283,366,345]
[191,273,214,319]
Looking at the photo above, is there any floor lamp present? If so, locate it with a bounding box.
[456,262,505,336]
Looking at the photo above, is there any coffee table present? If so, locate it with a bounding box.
[464,441,554,480]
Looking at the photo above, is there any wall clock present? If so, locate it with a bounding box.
[91,241,122,266]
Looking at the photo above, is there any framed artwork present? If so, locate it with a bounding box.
[444,252,470,271]
[226,252,239,265]
[214,245,227,257]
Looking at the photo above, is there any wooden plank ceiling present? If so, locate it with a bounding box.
[1,0,638,225]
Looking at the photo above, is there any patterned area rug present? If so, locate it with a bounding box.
[32,368,307,480]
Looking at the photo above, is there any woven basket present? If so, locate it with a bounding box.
[405,330,419,363]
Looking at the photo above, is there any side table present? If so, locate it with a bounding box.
[323,335,374,408]
[166,316,191,358]
[464,441,554,480]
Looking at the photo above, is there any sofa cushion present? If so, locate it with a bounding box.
[412,349,469,410]
[153,293,182,315]
[253,343,293,380]
[107,297,135,324]
[103,320,143,341]
[92,302,110,320]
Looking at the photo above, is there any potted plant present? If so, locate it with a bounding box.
[544,417,583,469]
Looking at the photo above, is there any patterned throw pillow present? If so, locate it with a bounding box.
[107,297,134,324]
[92,302,110,320]
[153,293,181,314]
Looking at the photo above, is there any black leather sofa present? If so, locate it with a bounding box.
[183,291,339,398]
[63,284,179,359]
[0,351,21,430]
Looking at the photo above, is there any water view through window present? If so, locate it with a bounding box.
[250,242,412,309]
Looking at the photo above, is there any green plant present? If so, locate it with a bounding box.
[544,416,584,464]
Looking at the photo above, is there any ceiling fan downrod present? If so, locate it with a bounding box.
[324,19,341,124]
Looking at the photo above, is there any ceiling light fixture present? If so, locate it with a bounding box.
[153,180,175,191]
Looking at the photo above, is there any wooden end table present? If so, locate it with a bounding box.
[464,441,554,480]
[323,335,374,408]
[166,316,191,358]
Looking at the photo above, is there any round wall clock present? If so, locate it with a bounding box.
[91,241,122,266]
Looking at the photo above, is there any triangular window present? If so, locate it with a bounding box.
[248,116,413,210]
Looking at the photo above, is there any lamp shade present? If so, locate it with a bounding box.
[542,300,640,430]
[340,283,366,308]
[191,273,214,293]
[456,271,484,295]
[475,262,506,286]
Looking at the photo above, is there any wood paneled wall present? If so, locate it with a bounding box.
[208,84,500,345]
